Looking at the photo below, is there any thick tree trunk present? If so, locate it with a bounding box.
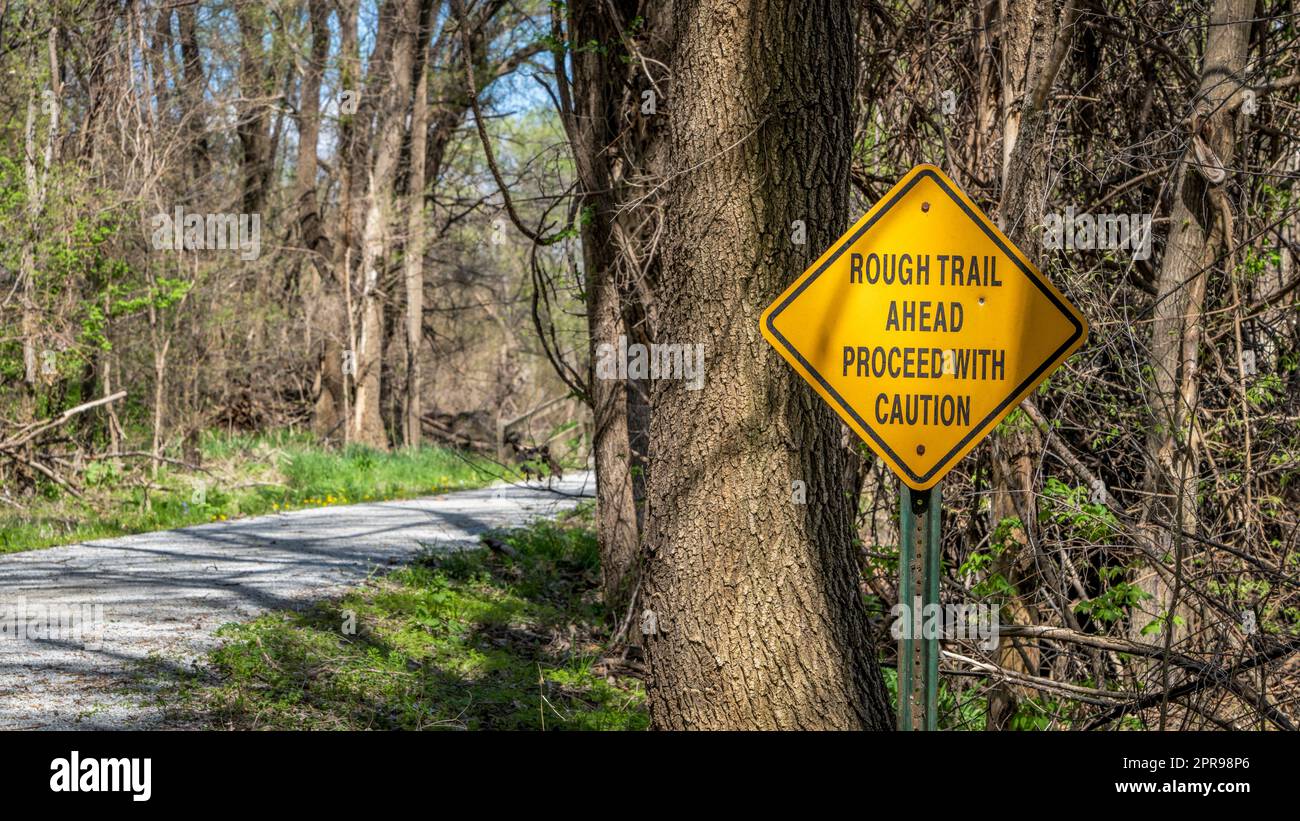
[641,0,891,730]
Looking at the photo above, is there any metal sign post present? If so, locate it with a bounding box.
[897,482,941,731]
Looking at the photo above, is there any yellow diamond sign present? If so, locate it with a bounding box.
[760,164,1088,490]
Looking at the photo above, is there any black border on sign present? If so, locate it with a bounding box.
[763,168,1086,485]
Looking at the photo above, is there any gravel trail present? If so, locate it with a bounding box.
[0,473,593,729]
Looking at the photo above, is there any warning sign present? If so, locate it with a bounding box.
[760,164,1088,490]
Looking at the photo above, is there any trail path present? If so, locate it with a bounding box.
[0,473,594,729]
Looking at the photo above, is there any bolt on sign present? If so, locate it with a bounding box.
[760,164,1088,490]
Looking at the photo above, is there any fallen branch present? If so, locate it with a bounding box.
[1083,637,1300,731]
[77,450,216,476]
[482,534,520,561]
[0,391,128,500]
[999,624,1300,731]
[0,390,127,452]
[420,415,494,451]
[941,649,1136,706]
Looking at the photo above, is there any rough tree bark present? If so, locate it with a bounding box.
[641,0,891,730]
[562,0,654,621]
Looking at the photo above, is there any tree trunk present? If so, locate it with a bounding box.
[20,28,62,423]
[584,226,641,614]
[295,1,345,443]
[641,0,891,730]
[236,3,273,215]
[563,0,659,619]
[403,52,429,449]
[402,0,435,448]
[177,4,210,178]
[1137,0,1252,648]
[349,0,421,450]
[984,0,1063,730]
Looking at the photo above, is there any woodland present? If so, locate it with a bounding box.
[0,0,1297,730]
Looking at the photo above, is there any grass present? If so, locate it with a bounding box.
[0,429,509,554]
[160,504,647,730]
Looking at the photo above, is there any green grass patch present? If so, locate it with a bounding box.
[167,506,646,730]
[0,430,506,554]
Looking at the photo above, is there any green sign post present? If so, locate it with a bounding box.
[897,484,942,731]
